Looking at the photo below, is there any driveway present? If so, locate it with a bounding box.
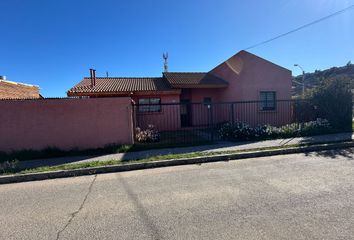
[1,149,354,239]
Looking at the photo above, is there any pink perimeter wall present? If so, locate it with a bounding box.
[0,98,133,152]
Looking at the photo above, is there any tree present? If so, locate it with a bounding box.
[310,78,352,131]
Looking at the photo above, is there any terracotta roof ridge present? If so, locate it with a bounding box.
[0,79,39,88]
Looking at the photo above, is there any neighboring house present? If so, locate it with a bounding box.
[68,50,292,129]
[0,76,41,99]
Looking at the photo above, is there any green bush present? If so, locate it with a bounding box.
[219,119,332,141]
[0,160,18,173]
[277,124,300,138]
[219,122,258,141]
[309,78,352,131]
[293,100,317,123]
[301,119,331,136]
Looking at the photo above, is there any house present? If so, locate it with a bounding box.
[0,76,41,99]
[68,50,292,130]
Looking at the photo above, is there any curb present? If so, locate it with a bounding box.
[1,141,353,185]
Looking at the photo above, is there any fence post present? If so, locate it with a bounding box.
[131,103,136,143]
[210,104,214,142]
[231,103,235,122]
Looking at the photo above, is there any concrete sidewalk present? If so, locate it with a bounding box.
[17,132,353,170]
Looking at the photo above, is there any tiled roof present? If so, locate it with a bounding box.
[0,80,41,99]
[68,72,229,96]
[163,72,228,88]
[67,77,173,94]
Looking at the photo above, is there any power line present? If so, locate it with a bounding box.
[244,4,354,50]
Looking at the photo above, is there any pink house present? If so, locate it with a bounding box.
[68,50,292,131]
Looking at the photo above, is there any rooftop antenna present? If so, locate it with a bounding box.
[106,71,109,77]
[163,52,169,72]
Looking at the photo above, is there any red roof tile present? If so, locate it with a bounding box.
[68,72,229,96]
[68,77,173,95]
[0,80,41,99]
[163,72,228,88]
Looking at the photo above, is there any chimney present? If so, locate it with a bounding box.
[89,69,93,87]
[92,69,96,86]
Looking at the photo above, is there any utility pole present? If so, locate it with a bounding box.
[294,64,305,98]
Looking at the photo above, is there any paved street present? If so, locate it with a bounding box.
[1,149,354,240]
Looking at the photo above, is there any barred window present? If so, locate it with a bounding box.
[203,97,212,105]
[138,98,161,113]
[260,91,276,111]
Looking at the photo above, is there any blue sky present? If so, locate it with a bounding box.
[1,0,353,97]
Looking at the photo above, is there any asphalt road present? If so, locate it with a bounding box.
[1,149,354,240]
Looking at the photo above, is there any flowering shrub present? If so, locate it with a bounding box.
[0,160,18,173]
[136,124,160,143]
[254,125,280,138]
[300,118,331,136]
[218,122,255,141]
[219,118,331,141]
[277,123,301,138]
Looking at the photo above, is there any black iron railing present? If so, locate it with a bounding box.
[132,100,352,145]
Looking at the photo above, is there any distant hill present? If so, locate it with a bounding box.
[292,62,354,97]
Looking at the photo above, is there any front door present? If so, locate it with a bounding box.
[180,99,192,127]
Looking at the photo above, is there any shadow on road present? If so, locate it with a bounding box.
[298,132,353,145]
[304,148,354,159]
[117,175,162,240]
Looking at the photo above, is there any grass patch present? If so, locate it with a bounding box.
[19,160,121,174]
[129,140,211,152]
[0,145,133,163]
[0,140,213,163]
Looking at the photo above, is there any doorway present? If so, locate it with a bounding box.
[180,99,192,127]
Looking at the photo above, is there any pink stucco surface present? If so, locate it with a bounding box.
[0,98,133,152]
[133,95,181,131]
[133,51,293,132]
[210,51,292,101]
[162,51,293,128]
[209,50,293,126]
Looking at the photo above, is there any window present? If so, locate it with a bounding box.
[260,91,276,111]
[203,97,212,105]
[138,98,161,113]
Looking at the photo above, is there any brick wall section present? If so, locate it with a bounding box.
[0,98,134,152]
[0,80,40,99]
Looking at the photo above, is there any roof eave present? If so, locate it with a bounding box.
[171,84,228,89]
[67,89,181,97]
